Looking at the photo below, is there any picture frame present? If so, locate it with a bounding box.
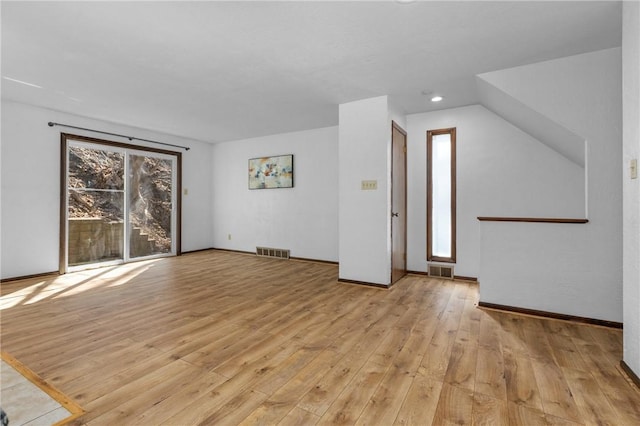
[248,154,294,189]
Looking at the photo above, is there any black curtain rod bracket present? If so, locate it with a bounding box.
[47,122,190,151]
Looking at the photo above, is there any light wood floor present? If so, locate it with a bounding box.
[1,250,639,425]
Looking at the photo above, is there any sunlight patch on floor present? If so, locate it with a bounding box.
[0,259,161,310]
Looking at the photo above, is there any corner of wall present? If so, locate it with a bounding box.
[622,0,640,380]
[338,96,393,285]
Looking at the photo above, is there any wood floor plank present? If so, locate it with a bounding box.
[393,373,442,426]
[522,320,557,362]
[530,359,581,423]
[368,309,413,368]
[477,312,503,351]
[315,358,388,425]
[503,350,544,410]
[543,413,585,426]
[239,348,338,425]
[432,383,474,426]
[252,346,326,396]
[474,346,507,400]
[355,330,428,425]
[63,346,171,405]
[588,368,640,424]
[443,340,478,391]
[155,375,260,424]
[507,402,548,426]
[162,333,329,423]
[296,314,393,416]
[47,338,147,386]
[79,358,201,423]
[129,370,228,425]
[496,314,530,357]
[455,285,481,347]
[203,389,270,426]
[540,318,581,337]
[562,367,619,426]
[315,319,415,426]
[84,360,209,425]
[471,392,508,426]
[588,326,623,360]
[277,406,320,426]
[417,287,461,381]
[213,331,305,379]
[181,324,275,371]
[546,333,592,373]
[1,250,638,425]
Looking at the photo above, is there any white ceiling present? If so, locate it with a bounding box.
[1,1,621,143]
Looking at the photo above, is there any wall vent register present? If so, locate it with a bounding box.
[428,263,454,279]
[256,247,290,259]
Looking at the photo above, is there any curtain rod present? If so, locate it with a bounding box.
[47,122,190,151]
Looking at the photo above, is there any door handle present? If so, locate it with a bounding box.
[392,212,399,217]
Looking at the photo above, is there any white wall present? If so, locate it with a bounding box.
[406,104,584,277]
[476,48,622,322]
[338,96,391,284]
[211,126,339,262]
[479,222,608,319]
[388,101,407,131]
[623,1,640,378]
[0,100,213,279]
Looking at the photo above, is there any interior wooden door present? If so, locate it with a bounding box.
[391,121,407,284]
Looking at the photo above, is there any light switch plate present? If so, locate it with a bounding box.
[361,180,378,190]
[631,159,638,179]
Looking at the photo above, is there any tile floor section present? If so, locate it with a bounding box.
[0,360,72,426]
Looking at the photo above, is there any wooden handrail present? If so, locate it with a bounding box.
[477,217,588,224]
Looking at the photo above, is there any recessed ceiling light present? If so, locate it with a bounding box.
[431,96,443,102]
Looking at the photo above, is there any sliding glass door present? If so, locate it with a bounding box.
[61,134,180,272]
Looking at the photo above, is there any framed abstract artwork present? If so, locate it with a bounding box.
[248,154,294,189]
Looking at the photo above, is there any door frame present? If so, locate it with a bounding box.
[59,133,182,273]
[390,121,408,284]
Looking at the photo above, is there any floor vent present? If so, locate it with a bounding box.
[256,246,290,260]
[428,263,454,279]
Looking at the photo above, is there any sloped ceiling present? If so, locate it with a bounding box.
[1,1,622,143]
[476,75,586,167]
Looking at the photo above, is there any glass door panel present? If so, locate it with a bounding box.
[128,153,175,259]
[67,145,125,267]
